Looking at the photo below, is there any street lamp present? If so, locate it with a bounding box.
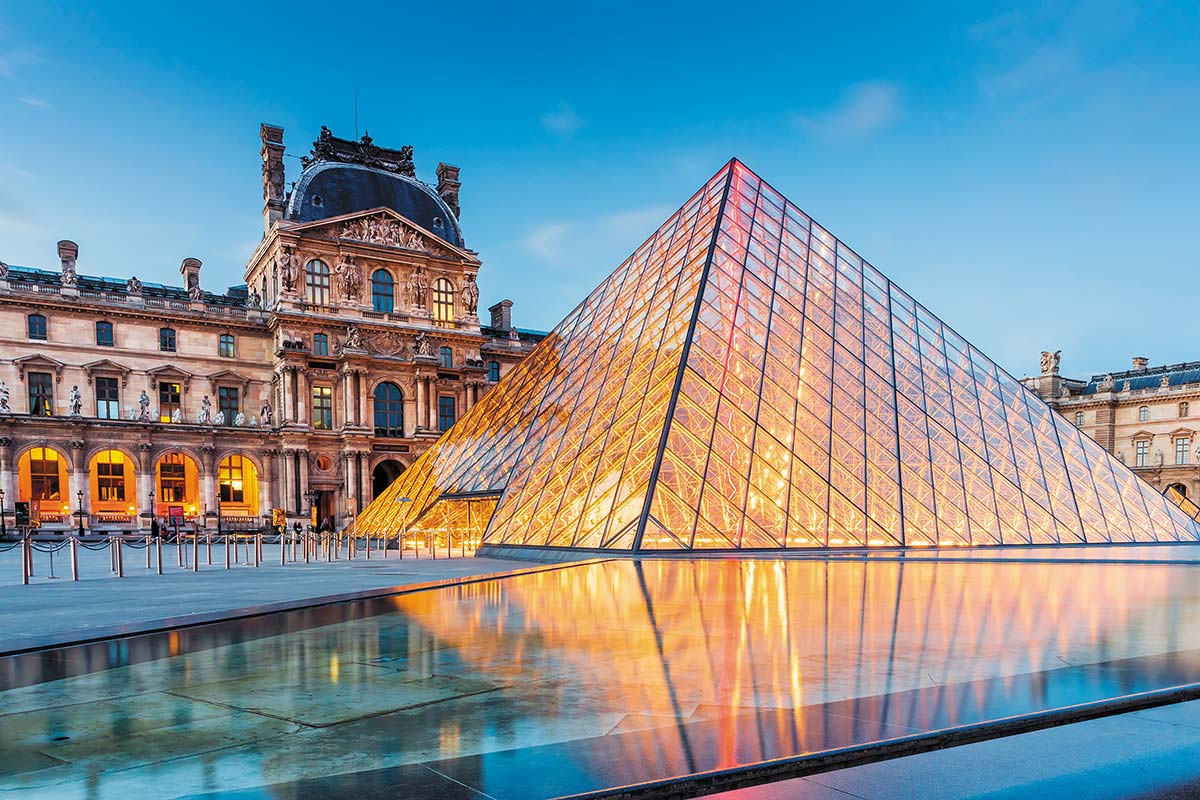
[76,489,85,536]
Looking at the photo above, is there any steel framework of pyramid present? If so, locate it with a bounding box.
[356,161,1200,552]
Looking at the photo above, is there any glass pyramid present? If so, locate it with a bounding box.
[356,161,1200,551]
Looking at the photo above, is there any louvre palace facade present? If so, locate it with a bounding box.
[0,124,541,533]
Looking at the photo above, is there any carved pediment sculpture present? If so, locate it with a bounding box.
[339,215,430,252]
[364,329,410,357]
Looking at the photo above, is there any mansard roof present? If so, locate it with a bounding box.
[4,266,248,308]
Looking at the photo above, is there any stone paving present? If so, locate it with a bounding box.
[0,540,530,649]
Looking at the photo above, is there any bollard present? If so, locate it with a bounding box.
[192,532,199,573]
[366,533,371,560]
[304,531,310,564]
[254,533,261,567]
[224,534,230,569]
[115,536,124,578]
[110,535,117,574]
[206,532,212,566]
[156,535,164,575]
[21,533,30,585]
[146,534,152,569]
[280,531,286,566]
[177,532,184,569]
[70,536,79,581]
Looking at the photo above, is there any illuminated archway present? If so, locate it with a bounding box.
[372,459,405,499]
[88,449,137,518]
[17,446,70,521]
[217,454,259,517]
[155,452,201,518]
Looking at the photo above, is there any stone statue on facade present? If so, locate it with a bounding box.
[68,385,82,416]
[137,390,151,421]
[0,261,8,279]
[196,395,213,424]
[214,411,226,426]
[414,331,433,357]
[0,381,10,413]
[1039,350,1061,376]
[234,411,247,426]
[1160,374,1171,388]
[60,256,78,288]
[461,274,479,316]
[1059,383,1071,400]
[406,267,429,309]
[344,325,365,350]
[260,398,273,426]
[278,247,298,293]
[171,408,182,423]
[246,289,262,309]
[126,276,143,295]
[1098,373,1115,392]
[188,283,204,301]
[335,255,362,301]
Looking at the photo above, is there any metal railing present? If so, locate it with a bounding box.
[12,527,477,584]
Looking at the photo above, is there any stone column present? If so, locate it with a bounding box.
[0,437,12,522]
[296,369,309,428]
[137,443,153,530]
[200,445,216,522]
[415,375,426,431]
[278,369,292,424]
[356,371,367,427]
[428,378,439,431]
[343,450,357,518]
[342,371,353,430]
[358,453,369,505]
[297,450,310,508]
[69,439,88,520]
[279,448,292,514]
[257,449,272,521]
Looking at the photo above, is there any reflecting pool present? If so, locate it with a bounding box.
[3,557,1200,799]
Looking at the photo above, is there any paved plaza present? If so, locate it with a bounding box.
[0,540,530,652]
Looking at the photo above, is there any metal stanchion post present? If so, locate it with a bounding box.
[280,530,285,566]
[254,533,261,567]
[177,530,183,569]
[206,531,212,565]
[224,533,230,570]
[192,531,199,573]
[115,536,124,578]
[109,535,116,573]
[146,534,152,569]
[156,535,163,575]
[21,533,29,585]
[70,535,79,581]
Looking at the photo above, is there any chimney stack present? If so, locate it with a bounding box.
[260,123,286,234]
[436,163,461,218]
[1132,356,1149,371]
[489,299,512,331]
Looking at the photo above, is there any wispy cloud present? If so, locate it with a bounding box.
[1,164,35,180]
[0,46,40,80]
[17,95,48,108]
[522,222,573,261]
[540,103,583,135]
[522,205,674,264]
[793,81,901,140]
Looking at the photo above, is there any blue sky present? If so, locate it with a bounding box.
[1,1,1197,380]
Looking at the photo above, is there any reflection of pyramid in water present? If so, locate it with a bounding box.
[357,161,1200,550]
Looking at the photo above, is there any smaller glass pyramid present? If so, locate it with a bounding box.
[355,161,1200,551]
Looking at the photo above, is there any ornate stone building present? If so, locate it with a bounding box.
[0,124,542,533]
[1024,352,1200,499]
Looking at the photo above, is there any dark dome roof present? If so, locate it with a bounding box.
[285,162,464,247]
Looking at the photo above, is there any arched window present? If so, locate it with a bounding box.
[27,313,47,340]
[1139,405,1150,422]
[94,450,128,502]
[373,382,404,437]
[433,278,455,325]
[26,447,62,500]
[218,455,247,503]
[218,333,235,358]
[488,361,501,382]
[305,259,330,306]
[371,269,394,313]
[1181,402,1190,418]
[313,333,329,356]
[95,321,114,347]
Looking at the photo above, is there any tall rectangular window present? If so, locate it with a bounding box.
[159,382,181,422]
[218,333,235,358]
[312,386,333,430]
[96,451,126,502]
[440,346,454,368]
[1136,440,1150,467]
[29,447,60,500]
[96,376,120,419]
[28,372,53,416]
[159,453,187,502]
[27,314,47,340]
[218,386,239,426]
[218,455,245,503]
[159,328,176,352]
[488,361,501,382]
[313,333,329,356]
[1177,437,1191,465]
[96,321,114,347]
[438,395,456,432]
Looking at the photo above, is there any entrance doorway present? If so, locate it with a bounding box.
[314,490,334,529]
[372,459,405,499]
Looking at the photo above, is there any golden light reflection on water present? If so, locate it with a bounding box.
[4,559,1200,799]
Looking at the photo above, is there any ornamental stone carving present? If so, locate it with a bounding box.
[414,331,433,357]
[278,246,298,293]
[0,382,9,413]
[68,385,83,416]
[0,261,8,279]
[461,273,479,316]
[126,276,143,295]
[1039,350,1060,376]
[1160,374,1171,388]
[339,215,429,251]
[364,329,410,357]
[406,267,429,308]
[196,395,213,424]
[1098,374,1115,392]
[344,325,365,350]
[335,254,362,300]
